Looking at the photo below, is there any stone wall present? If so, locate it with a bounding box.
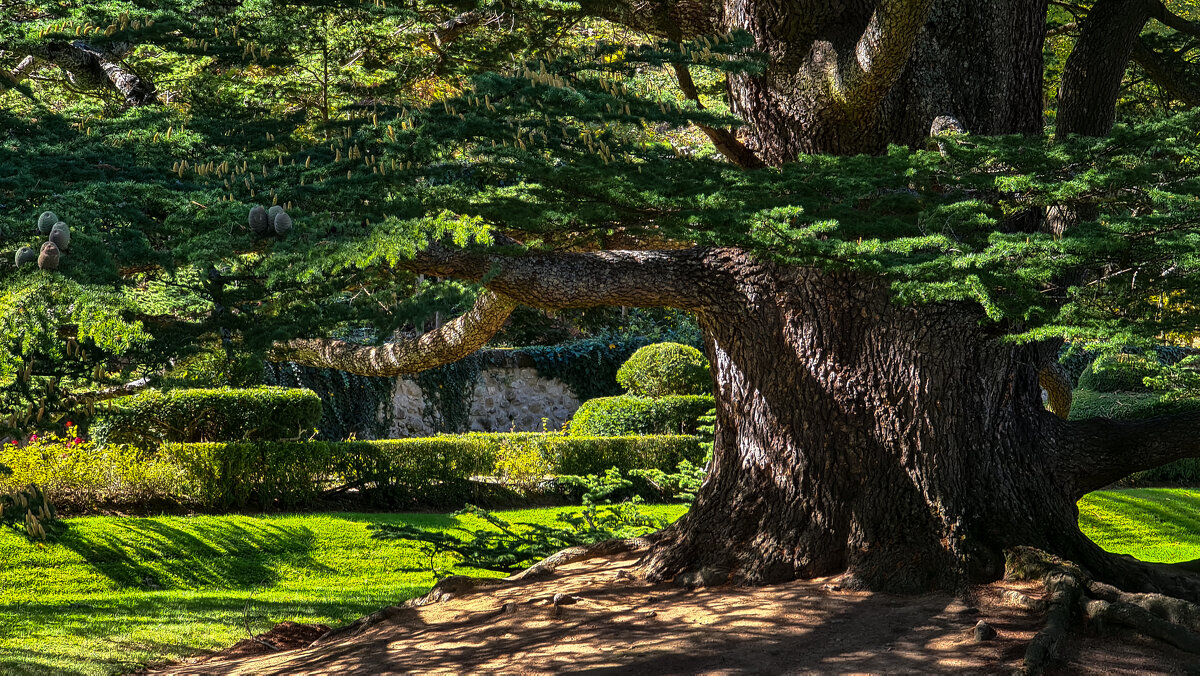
[383,365,581,437]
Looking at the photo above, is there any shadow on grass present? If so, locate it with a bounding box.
[54,518,331,590]
[0,588,431,676]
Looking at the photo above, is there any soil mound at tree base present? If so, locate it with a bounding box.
[151,555,1194,675]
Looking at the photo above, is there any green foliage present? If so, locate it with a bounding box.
[91,386,322,448]
[0,459,58,540]
[158,433,701,511]
[568,394,714,437]
[1077,353,1163,392]
[369,471,669,573]
[616,342,711,396]
[1146,355,1200,400]
[0,430,183,511]
[264,362,393,441]
[492,435,555,492]
[161,439,334,510]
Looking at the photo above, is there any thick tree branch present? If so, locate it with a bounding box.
[670,63,765,169]
[575,0,721,40]
[267,290,517,376]
[1145,0,1200,39]
[1130,37,1200,106]
[837,0,936,110]
[1057,410,1200,497]
[11,41,155,105]
[1055,0,1152,138]
[267,247,712,376]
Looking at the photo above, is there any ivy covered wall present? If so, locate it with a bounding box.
[268,337,658,440]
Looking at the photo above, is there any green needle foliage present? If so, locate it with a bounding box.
[1,1,1199,437]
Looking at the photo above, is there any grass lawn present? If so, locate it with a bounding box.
[0,505,687,676]
[1078,487,1200,563]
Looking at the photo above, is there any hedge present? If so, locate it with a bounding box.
[1076,353,1161,393]
[161,433,704,510]
[92,387,323,448]
[616,342,711,396]
[568,395,715,437]
[1071,389,1200,485]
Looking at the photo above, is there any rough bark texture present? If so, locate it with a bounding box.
[268,291,518,376]
[1055,0,1152,138]
[14,41,157,105]
[632,251,1083,591]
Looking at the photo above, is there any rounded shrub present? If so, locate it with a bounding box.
[616,342,711,396]
[568,394,714,437]
[1077,353,1161,392]
[92,386,323,449]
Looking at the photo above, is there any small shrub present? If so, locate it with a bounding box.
[492,436,555,492]
[568,394,714,436]
[0,428,185,511]
[616,342,711,396]
[92,387,323,448]
[1077,353,1161,393]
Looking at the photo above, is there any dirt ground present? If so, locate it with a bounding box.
[152,554,1199,675]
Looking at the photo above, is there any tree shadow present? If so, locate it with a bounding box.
[53,517,330,590]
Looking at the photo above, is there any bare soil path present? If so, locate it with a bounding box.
[151,554,1197,675]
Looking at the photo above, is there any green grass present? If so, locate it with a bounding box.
[0,505,688,676]
[1078,488,1200,563]
[5,491,1196,675]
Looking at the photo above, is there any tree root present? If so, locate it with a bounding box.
[1005,546,1200,675]
[506,535,658,582]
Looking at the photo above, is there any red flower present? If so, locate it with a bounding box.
[29,434,38,441]
[72,437,82,445]
[65,421,73,427]
[9,440,16,445]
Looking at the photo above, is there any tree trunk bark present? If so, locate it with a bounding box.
[724,0,1047,161]
[637,251,1103,592]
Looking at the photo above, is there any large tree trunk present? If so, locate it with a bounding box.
[632,251,1200,595]
[723,0,1048,161]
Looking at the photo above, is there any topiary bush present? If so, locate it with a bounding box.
[92,387,323,449]
[616,342,711,397]
[568,394,714,437]
[1076,353,1162,393]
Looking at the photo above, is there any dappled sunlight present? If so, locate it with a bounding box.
[1078,488,1200,563]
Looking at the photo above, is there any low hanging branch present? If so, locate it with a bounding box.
[9,41,157,105]
[266,290,518,377]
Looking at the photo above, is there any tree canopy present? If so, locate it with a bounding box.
[1,0,1199,431]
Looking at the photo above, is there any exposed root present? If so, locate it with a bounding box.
[506,535,657,582]
[1005,546,1200,674]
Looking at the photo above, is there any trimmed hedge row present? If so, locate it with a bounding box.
[164,433,704,509]
[92,387,323,448]
[568,395,714,437]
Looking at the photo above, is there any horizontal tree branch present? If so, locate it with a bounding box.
[267,289,517,376]
[1130,37,1200,106]
[1056,409,1200,497]
[405,246,713,311]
